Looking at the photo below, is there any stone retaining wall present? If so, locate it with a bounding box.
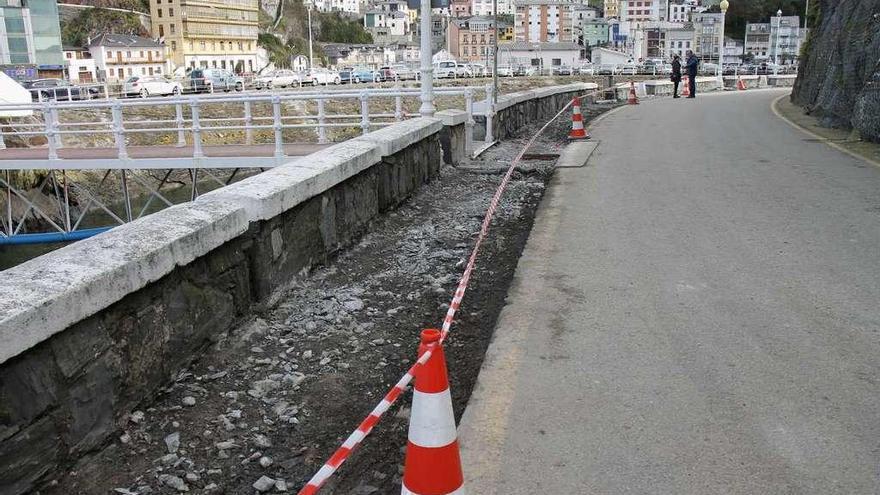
[0,119,442,494]
[472,83,599,142]
[0,83,582,494]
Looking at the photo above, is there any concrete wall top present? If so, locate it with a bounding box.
[474,82,598,114]
[352,117,443,156]
[0,198,249,364]
[435,109,468,126]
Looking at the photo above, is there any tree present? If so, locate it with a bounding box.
[61,8,147,47]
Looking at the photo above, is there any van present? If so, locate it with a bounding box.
[433,61,457,79]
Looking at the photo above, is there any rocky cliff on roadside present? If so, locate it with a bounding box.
[792,0,880,142]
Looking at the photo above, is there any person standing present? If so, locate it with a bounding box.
[671,54,682,98]
[685,50,699,98]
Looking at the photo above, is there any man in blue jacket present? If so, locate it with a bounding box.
[685,50,699,98]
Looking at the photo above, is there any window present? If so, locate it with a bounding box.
[212,60,217,67]
[65,52,72,59]
[220,41,225,51]
[156,66,162,74]
[200,41,206,49]
[237,42,243,50]
[108,50,113,58]
[141,67,146,74]
[158,8,162,17]
[128,68,133,75]
[169,7,174,16]
[159,24,164,36]
[171,41,176,50]
[140,50,144,58]
[118,67,124,77]
[170,24,175,34]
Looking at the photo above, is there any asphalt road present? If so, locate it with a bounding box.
[458,89,880,494]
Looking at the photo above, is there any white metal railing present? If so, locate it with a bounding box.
[0,85,495,168]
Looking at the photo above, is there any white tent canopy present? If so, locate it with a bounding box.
[0,72,33,117]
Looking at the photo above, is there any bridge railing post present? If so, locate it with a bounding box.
[464,88,475,157]
[111,102,128,160]
[360,91,370,135]
[175,102,186,147]
[45,102,59,160]
[244,100,254,145]
[272,95,284,160]
[394,85,404,122]
[316,98,328,144]
[484,83,495,143]
[190,100,204,159]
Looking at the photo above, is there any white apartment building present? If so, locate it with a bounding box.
[722,36,742,65]
[88,34,167,82]
[514,0,577,43]
[768,15,803,64]
[63,46,98,83]
[691,11,723,64]
[668,0,702,23]
[472,0,515,16]
[306,0,359,13]
[663,25,694,59]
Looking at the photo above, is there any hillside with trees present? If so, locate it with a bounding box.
[704,0,810,40]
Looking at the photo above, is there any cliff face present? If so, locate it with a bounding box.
[792,0,880,142]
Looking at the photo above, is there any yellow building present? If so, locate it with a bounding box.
[604,0,618,18]
[149,0,260,73]
[499,25,514,41]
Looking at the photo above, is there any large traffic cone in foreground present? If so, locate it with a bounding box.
[736,76,747,91]
[627,80,639,105]
[682,76,691,97]
[568,96,590,140]
[401,329,465,495]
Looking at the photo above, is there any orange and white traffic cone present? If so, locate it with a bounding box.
[736,77,747,91]
[401,329,465,495]
[568,96,590,140]
[682,76,691,97]
[627,80,639,105]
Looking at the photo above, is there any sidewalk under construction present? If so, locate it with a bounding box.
[457,89,880,494]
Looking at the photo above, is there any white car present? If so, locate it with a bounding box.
[468,63,487,77]
[124,76,182,98]
[576,63,595,75]
[496,65,514,77]
[617,64,639,75]
[254,69,301,89]
[434,61,458,78]
[306,68,341,85]
[392,64,419,80]
[455,63,473,78]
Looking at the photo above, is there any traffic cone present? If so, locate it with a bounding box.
[401,329,465,495]
[736,76,747,91]
[627,80,639,105]
[568,96,590,140]
[682,76,691,97]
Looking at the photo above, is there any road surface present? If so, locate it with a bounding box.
[458,89,880,494]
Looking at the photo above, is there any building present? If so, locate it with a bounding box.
[514,0,579,43]
[89,34,167,82]
[364,10,410,43]
[306,0,362,13]
[603,0,617,18]
[662,24,693,59]
[578,17,609,47]
[691,11,723,64]
[668,0,702,23]
[744,16,805,64]
[450,0,471,16]
[447,16,510,62]
[590,46,630,65]
[149,0,260,73]
[471,0,515,16]
[722,36,742,65]
[618,0,664,23]
[499,40,581,68]
[0,0,64,77]
[63,45,97,83]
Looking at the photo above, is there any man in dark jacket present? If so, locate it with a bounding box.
[671,54,682,98]
[685,50,699,98]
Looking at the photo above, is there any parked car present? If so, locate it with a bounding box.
[496,65,514,77]
[254,69,301,89]
[431,61,455,78]
[350,67,382,83]
[552,65,573,76]
[700,62,720,75]
[306,68,342,85]
[22,79,96,101]
[123,76,182,98]
[391,64,418,80]
[617,64,638,75]
[455,62,473,78]
[596,64,615,75]
[575,63,595,75]
[521,65,538,76]
[190,68,244,93]
[378,65,399,81]
[468,63,487,77]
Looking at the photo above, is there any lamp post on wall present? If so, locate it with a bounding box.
[418,0,435,116]
[718,0,728,82]
[774,8,782,68]
[307,3,314,70]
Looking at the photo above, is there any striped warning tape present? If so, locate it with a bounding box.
[297,88,603,495]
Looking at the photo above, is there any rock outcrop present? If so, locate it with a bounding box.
[792,0,880,142]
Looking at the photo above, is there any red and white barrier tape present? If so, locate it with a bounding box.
[298,89,601,495]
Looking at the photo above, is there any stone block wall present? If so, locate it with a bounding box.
[0,119,442,494]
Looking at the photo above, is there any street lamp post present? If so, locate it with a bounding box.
[774,8,782,68]
[307,4,314,70]
[418,0,435,116]
[492,0,498,104]
[718,0,728,83]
